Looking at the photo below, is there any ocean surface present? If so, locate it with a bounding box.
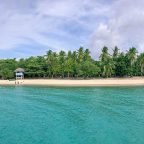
[0,86,144,144]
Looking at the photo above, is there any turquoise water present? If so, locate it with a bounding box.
[0,86,144,144]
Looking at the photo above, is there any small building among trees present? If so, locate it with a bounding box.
[15,68,24,79]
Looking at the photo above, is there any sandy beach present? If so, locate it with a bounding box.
[0,77,144,86]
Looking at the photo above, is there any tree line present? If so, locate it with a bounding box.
[0,46,144,79]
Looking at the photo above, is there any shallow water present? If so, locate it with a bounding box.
[0,86,144,144]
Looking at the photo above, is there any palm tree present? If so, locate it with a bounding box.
[127,47,137,67]
[113,46,119,59]
[72,51,78,77]
[78,47,84,63]
[72,51,77,62]
[46,50,53,77]
[84,49,91,61]
[65,51,73,78]
[102,58,115,77]
[46,50,59,78]
[59,51,66,78]
[100,46,115,77]
[51,52,59,78]
[100,46,109,62]
[126,47,137,76]
[139,53,144,74]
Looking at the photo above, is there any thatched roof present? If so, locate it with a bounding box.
[15,68,25,73]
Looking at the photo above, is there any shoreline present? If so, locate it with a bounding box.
[0,78,144,87]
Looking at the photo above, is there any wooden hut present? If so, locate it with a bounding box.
[15,68,24,79]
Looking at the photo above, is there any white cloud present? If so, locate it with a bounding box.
[90,0,144,58]
[0,0,107,54]
[36,0,80,17]
[0,0,144,58]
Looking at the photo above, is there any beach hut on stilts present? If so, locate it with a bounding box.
[15,68,25,80]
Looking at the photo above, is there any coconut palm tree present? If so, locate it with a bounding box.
[78,47,84,63]
[127,47,137,67]
[65,51,73,78]
[59,51,66,78]
[84,49,91,61]
[139,53,144,74]
[126,47,137,76]
[46,50,53,77]
[102,58,115,77]
[100,46,109,62]
[72,51,77,62]
[72,51,78,77]
[113,46,119,59]
[46,50,59,78]
[100,46,114,77]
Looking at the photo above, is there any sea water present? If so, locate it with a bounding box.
[0,86,144,144]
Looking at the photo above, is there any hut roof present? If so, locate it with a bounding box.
[15,68,25,73]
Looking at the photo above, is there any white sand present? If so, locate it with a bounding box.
[1,77,144,86]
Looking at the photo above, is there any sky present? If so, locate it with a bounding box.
[0,0,144,58]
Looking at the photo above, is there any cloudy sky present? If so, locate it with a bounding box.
[0,0,144,58]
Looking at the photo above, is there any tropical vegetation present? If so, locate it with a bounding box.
[0,46,144,79]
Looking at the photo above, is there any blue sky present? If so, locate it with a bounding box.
[0,0,144,58]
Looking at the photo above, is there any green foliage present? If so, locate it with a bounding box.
[113,46,119,59]
[0,68,14,79]
[137,53,144,75]
[0,59,17,79]
[81,61,100,78]
[114,53,127,77]
[0,46,143,79]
